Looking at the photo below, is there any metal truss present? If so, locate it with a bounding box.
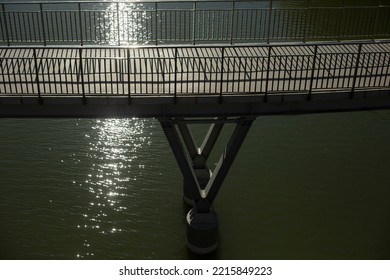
[160,116,254,213]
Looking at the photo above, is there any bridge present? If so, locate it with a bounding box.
[1,0,390,255]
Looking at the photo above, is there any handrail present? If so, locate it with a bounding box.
[1,41,389,101]
[1,39,389,50]
[1,1,389,46]
[1,0,390,6]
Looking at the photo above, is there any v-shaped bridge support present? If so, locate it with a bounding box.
[159,116,254,254]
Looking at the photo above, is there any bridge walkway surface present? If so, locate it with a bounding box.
[1,41,390,117]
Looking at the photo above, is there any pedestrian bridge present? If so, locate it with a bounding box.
[1,41,390,117]
[1,0,390,255]
[1,0,389,117]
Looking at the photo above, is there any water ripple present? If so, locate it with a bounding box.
[76,118,152,258]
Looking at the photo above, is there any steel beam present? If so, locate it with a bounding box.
[200,117,226,159]
[204,117,254,204]
[160,119,203,203]
[159,116,254,212]
[177,119,198,160]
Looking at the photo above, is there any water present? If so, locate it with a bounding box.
[1,0,389,45]
[1,110,390,259]
[1,0,390,259]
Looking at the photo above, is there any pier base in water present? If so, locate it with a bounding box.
[186,207,219,255]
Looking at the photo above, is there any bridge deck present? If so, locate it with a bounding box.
[1,41,390,117]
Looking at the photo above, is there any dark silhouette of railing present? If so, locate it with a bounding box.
[1,0,389,46]
[1,41,389,104]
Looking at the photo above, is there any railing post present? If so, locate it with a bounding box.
[351,43,363,99]
[229,1,235,45]
[308,44,318,101]
[174,47,178,103]
[337,0,346,41]
[33,48,43,104]
[1,4,10,46]
[265,45,272,102]
[155,2,158,45]
[127,48,131,104]
[371,0,381,40]
[117,2,120,46]
[78,2,83,46]
[39,4,47,46]
[192,1,197,45]
[219,47,225,102]
[79,48,86,105]
[267,0,273,43]
[303,0,310,42]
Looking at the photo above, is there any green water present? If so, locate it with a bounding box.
[0,0,390,260]
[1,110,390,259]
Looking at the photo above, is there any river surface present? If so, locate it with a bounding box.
[1,0,390,260]
[1,110,390,259]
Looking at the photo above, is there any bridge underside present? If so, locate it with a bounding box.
[1,90,390,118]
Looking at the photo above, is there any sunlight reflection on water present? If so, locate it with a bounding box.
[102,2,152,45]
[76,118,151,258]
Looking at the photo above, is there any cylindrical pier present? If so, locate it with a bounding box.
[186,207,219,255]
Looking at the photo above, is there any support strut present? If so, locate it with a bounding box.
[160,116,254,254]
[178,117,225,206]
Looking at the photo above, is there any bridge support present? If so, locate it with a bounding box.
[160,116,254,254]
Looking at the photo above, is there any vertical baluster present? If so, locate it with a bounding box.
[267,0,273,43]
[71,11,77,43]
[155,2,158,45]
[265,45,272,102]
[252,55,257,93]
[117,2,120,46]
[230,1,235,44]
[2,50,10,93]
[32,10,39,43]
[308,44,318,100]
[174,47,178,103]
[351,43,363,98]
[219,47,225,101]
[192,2,196,45]
[33,48,42,104]
[239,7,245,41]
[21,12,28,43]
[303,0,310,42]
[11,50,18,94]
[378,49,386,88]
[53,11,59,42]
[78,3,83,46]
[1,4,10,46]
[127,48,131,103]
[79,48,86,104]
[337,0,346,41]
[39,4,46,46]
[21,50,29,94]
[371,0,380,40]
[44,50,52,93]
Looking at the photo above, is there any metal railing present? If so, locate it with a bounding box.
[0,0,389,46]
[1,41,389,102]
